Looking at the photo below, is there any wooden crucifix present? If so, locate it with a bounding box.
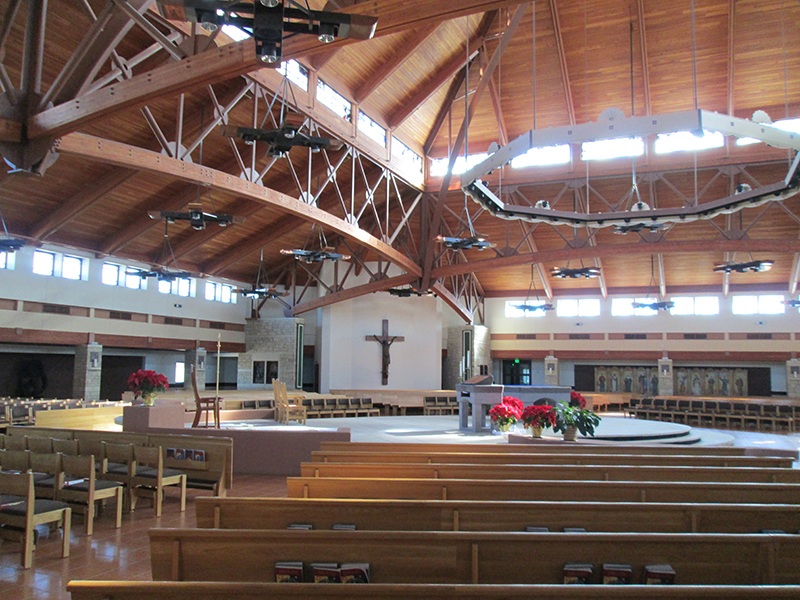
[366,319,405,386]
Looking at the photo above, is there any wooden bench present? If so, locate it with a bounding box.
[68,580,800,600]
[148,528,800,585]
[65,581,800,600]
[9,427,233,497]
[298,462,800,484]
[287,476,800,504]
[195,496,800,534]
[318,441,771,456]
[310,450,795,469]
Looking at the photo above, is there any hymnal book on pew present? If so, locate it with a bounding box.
[332,523,356,530]
[645,564,676,585]
[563,563,593,584]
[287,523,313,530]
[340,563,370,583]
[563,527,587,533]
[192,449,205,462]
[603,563,632,584]
[525,526,550,532]
[274,561,303,583]
[311,562,341,583]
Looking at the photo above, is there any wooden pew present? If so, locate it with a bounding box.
[195,496,800,534]
[66,581,800,600]
[148,528,800,585]
[7,427,233,497]
[287,476,800,504]
[298,462,800,484]
[318,441,774,456]
[310,450,795,469]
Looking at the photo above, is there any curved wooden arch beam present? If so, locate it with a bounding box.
[431,238,800,279]
[55,132,421,277]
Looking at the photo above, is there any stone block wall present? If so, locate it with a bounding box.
[238,317,303,390]
[73,343,102,401]
[443,325,491,389]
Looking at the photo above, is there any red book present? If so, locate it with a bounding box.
[563,563,593,584]
[340,563,370,584]
[645,564,676,585]
[311,562,341,583]
[603,563,632,585]
[274,561,303,583]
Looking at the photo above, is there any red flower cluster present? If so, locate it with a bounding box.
[501,396,524,413]
[570,390,587,409]
[489,396,523,424]
[127,369,169,399]
[521,404,556,428]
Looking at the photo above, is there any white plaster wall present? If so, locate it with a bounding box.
[316,262,443,392]
[0,245,247,344]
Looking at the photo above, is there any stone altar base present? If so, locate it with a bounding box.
[455,384,572,433]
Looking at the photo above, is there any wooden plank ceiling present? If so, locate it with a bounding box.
[0,0,798,312]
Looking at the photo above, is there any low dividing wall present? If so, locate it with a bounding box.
[124,420,350,476]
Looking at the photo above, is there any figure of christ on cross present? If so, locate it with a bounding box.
[366,319,405,386]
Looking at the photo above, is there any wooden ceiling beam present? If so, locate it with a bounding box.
[423,63,468,157]
[53,133,420,276]
[636,0,651,116]
[480,48,508,146]
[550,0,575,125]
[432,238,800,279]
[726,0,735,117]
[30,0,530,140]
[431,281,474,323]
[388,12,498,129]
[28,168,138,240]
[355,24,439,104]
[291,273,418,315]
[57,0,153,104]
[420,5,526,291]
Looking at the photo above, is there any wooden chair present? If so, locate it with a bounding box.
[191,366,221,429]
[30,451,64,500]
[100,442,136,510]
[52,438,80,456]
[0,433,27,451]
[272,379,306,425]
[26,436,53,454]
[0,471,70,568]
[59,454,123,535]
[129,446,187,517]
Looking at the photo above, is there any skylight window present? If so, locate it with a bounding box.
[731,294,783,315]
[278,59,309,91]
[611,298,635,317]
[392,137,422,174]
[655,130,724,154]
[736,117,800,146]
[669,296,720,316]
[430,153,489,177]
[556,298,600,317]
[358,110,386,147]
[505,301,548,318]
[512,144,571,168]
[317,79,351,120]
[32,250,55,276]
[222,25,250,42]
[632,298,658,316]
[581,137,644,161]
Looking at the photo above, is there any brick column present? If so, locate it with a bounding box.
[787,359,800,397]
[658,357,674,396]
[544,356,559,386]
[184,348,207,394]
[73,343,102,401]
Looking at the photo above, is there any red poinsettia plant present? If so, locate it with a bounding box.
[127,369,169,399]
[521,404,556,429]
[570,390,587,409]
[489,396,523,427]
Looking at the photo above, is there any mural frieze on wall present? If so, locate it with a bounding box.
[594,366,748,397]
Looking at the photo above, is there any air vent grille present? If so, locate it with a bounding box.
[109,311,133,321]
[42,304,70,315]
[684,333,707,340]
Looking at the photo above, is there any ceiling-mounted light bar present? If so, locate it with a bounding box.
[462,110,800,229]
[157,1,377,65]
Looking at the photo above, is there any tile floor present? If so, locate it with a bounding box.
[1,415,798,599]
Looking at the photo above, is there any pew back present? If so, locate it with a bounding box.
[287,476,800,504]
[310,450,794,469]
[318,441,757,456]
[299,462,800,484]
[194,497,800,534]
[148,528,800,585]
[65,581,800,600]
